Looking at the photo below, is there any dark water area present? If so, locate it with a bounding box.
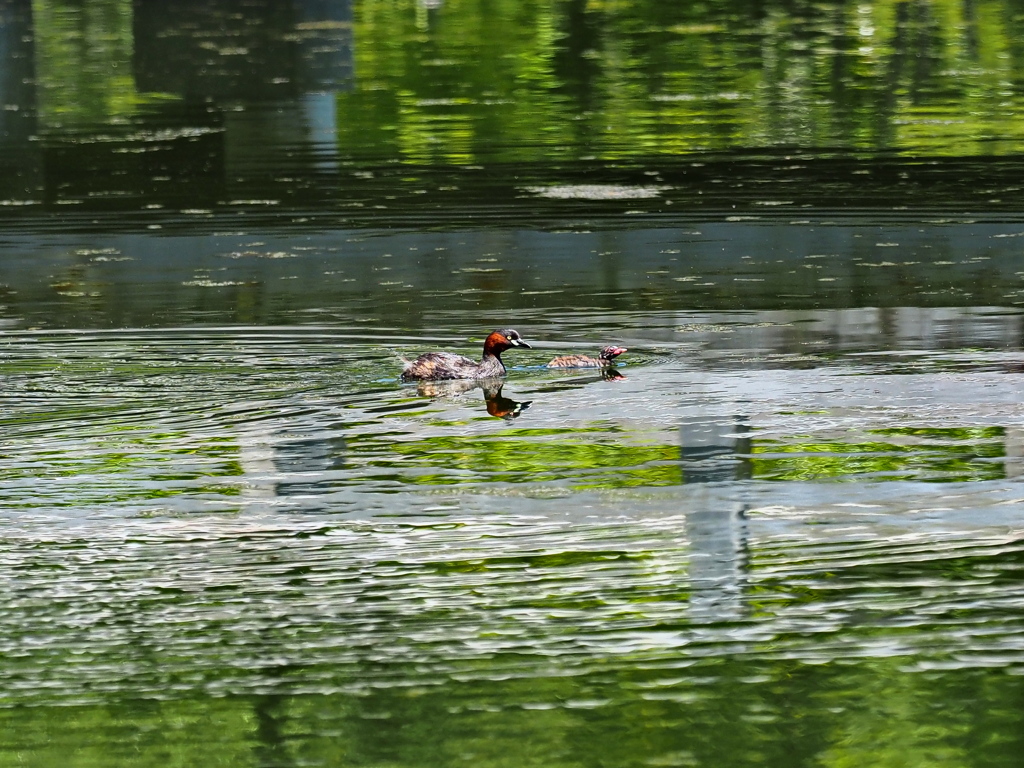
[3,0,1024,766]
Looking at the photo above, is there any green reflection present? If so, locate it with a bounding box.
[0,660,1020,768]
[750,426,1006,482]
[348,423,1011,490]
[0,427,243,507]
[349,429,681,489]
[340,0,575,163]
[339,0,1024,161]
[24,0,1024,159]
[33,0,138,130]
[817,660,974,768]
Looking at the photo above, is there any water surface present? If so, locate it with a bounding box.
[2,0,1024,766]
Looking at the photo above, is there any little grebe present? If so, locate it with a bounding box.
[401,329,532,381]
[546,345,627,369]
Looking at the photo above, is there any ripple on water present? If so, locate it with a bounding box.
[1,324,1023,768]
[0,502,1023,707]
[3,327,1024,514]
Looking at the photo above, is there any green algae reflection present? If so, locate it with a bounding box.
[349,424,1012,491]
[0,427,244,509]
[750,427,1006,482]
[348,427,682,490]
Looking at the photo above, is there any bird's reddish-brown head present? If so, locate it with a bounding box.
[599,345,628,361]
[483,328,532,356]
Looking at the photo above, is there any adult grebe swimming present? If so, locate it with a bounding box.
[401,329,532,381]
[546,345,627,369]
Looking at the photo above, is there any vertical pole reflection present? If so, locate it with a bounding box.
[679,416,751,485]
[252,694,296,768]
[0,0,35,133]
[679,417,750,623]
[685,504,749,624]
[1004,427,1024,479]
[301,91,339,171]
[236,429,347,513]
[0,0,40,199]
[295,0,353,90]
[296,0,352,172]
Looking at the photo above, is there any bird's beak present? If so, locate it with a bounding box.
[509,338,531,349]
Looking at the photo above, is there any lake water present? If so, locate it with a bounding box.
[2,0,1024,766]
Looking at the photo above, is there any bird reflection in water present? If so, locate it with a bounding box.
[545,367,626,383]
[414,377,532,420]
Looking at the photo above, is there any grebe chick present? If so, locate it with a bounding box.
[546,345,627,369]
[401,329,532,381]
